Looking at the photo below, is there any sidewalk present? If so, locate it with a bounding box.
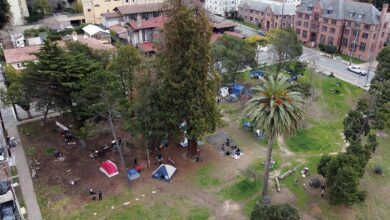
[4,109,43,220]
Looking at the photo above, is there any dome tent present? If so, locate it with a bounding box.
[99,160,119,178]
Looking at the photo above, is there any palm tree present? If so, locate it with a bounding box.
[244,74,305,206]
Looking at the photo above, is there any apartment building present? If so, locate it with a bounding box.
[7,0,29,26]
[205,0,244,16]
[82,0,164,24]
[295,0,390,61]
[238,0,297,30]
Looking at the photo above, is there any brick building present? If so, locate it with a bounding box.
[295,0,390,61]
[238,0,297,31]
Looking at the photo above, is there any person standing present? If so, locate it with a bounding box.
[98,191,102,201]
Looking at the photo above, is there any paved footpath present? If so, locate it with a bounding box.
[4,110,43,220]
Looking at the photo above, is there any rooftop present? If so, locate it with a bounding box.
[297,0,386,24]
[240,0,297,16]
[3,45,41,64]
[129,16,166,30]
[137,41,157,53]
[213,21,237,29]
[115,3,163,15]
[82,24,110,36]
[78,38,116,51]
[102,11,122,19]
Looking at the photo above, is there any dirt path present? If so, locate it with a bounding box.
[277,136,295,157]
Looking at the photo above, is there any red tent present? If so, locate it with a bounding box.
[99,160,119,178]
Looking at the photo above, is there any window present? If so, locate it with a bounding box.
[297,20,302,26]
[311,23,318,29]
[276,16,279,19]
[332,19,337,25]
[328,37,334,45]
[352,30,358,37]
[305,14,310,19]
[104,0,111,1]
[94,4,100,7]
[326,9,333,14]
[320,35,326,43]
[303,30,307,38]
[364,24,370,30]
[262,12,264,16]
[346,21,351,26]
[250,10,253,13]
[373,34,376,39]
[349,12,355,17]
[308,6,313,11]
[87,9,91,12]
[250,16,253,21]
[322,26,328,32]
[255,18,258,22]
[341,38,348,46]
[323,18,329,23]
[296,28,301,35]
[303,22,308,27]
[360,42,366,51]
[354,22,360,28]
[330,27,335,33]
[344,29,350,35]
[382,32,385,37]
[362,33,368,39]
[357,14,364,19]
[298,13,302,18]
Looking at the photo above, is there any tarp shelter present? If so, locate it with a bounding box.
[231,84,245,96]
[99,160,119,178]
[219,87,229,97]
[127,169,140,180]
[152,164,176,182]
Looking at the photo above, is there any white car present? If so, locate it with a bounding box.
[347,65,367,76]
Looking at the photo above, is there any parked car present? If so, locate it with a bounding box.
[347,65,367,76]
[249,70,266,79]
[257,31,266,36]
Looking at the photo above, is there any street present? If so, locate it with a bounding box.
[208,13,375,89]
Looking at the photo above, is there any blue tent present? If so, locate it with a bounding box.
[127,169,140,180]
[231,84,245,96]
[152,164,177,182]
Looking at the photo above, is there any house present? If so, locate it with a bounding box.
[205,0,244,16]
[6,0,29,26]
[81,0,165,24]
[82,24,111,43]
[3,46,40,70]
[126,16,165,46]
[212,21,237,33]
[238,0,297,30]
[101,3,163,28]
[295,0,390,61]
[3,37,115,70]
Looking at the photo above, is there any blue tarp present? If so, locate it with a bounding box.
[231,84,245,96]
[127,169,140,180]
[152,164,177,182]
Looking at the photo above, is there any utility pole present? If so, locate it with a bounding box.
[349,30,359,65]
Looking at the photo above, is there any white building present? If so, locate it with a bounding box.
[205,0,244,16]
[7,0,29,26]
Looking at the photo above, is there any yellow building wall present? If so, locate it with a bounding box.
[82,0,164,24]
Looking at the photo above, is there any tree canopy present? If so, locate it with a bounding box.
[0,0,11,29]
[211,34,256,84]
[158,1,220,157]
[250,203,300,220]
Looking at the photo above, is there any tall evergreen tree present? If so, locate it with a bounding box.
[159,0,220,158]
[0,0,11,29]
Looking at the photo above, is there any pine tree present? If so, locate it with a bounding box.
[0,0,11,29]
[159,1,220,158]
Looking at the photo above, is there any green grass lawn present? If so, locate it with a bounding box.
[335,53,365,64]
[193,163,221,188]
[228,19,260,30]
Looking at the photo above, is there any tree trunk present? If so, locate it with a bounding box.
[12,103,20,121]
[108,109,126,170]
[43,103,50,124]
[187,138,198,159]
[26,110,32,118]
[261,136,274,206]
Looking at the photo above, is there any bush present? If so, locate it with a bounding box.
[374,165,384,175]
[250,203,299,220]
[291,82,312,98]
[319,43,337,54]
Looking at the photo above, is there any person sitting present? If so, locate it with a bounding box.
[226,139,230,147]
[235,148,241,156]
[156,153,163,164]
[221,143,225,151]
[54,151,62,158]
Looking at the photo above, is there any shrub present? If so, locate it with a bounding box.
[250,203,299,220]
[319,43,337,54]
[374,165,384,175]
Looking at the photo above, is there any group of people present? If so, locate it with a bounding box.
[221,139,241,157]
[88,188,103,201]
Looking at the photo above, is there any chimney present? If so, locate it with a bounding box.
[381,4,389,23]
[136,14,142,28]
[72,31,78,41]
